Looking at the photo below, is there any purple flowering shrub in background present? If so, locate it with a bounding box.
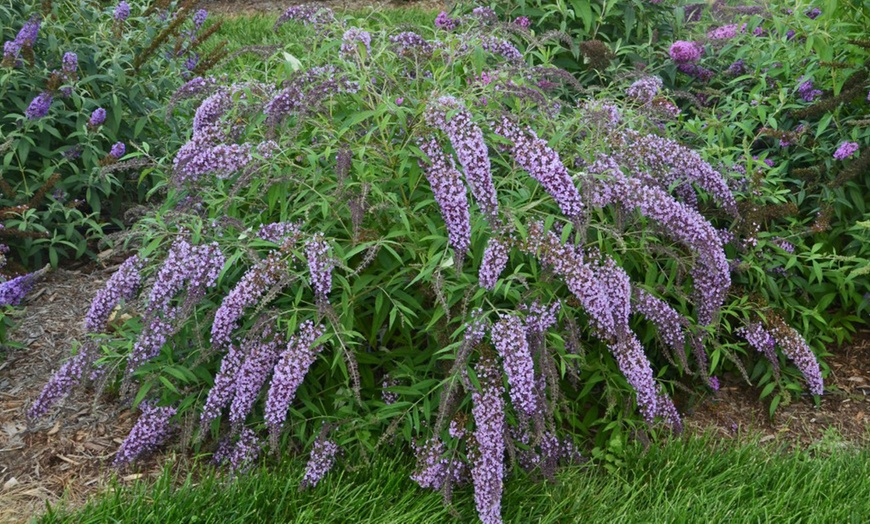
[0,0,224,270]
[26,5,843,524]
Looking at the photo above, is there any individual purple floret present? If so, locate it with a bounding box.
[626,76,662,104]
[727,59,746,76]
[213,427,261,474]
[434,11,460,31]
[110,142,125,159]
[264,321,324,442]
[491,314,537,417]
[305,233,333,302]
[418,139,472,258]
[796,79,822,102]
[513,16,531,28]
[479,236,510,290]
[113,402,176,467]
[85,255,141,333]
[25,92,52,120]
[493,116,583,218]
[471,355,505,524]
[340,27,371,59]
[425,96,499,223]
[472,7,498,24]
[89,107,106,127]
[669,41,702,63]
[805,7,821,19]
[114,1,131,22]
[301,437,341,489]
[833,141,859,160]
[0,272,38,306]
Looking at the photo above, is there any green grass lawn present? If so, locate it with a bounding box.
[39,436,870,523]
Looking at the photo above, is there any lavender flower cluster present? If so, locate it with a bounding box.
[833,141,859,160]
[737,321,779,377]
[669,41,702,63]
[274,4,335,31]
[0,272,38,306]
[434,11,460,31]
[27,345,95,419]
[305,233,333,302]
[470,355,505,524]
[480,37,523,62]
[211,251,288,352]
[129,240,224,372]
[265,321,324,441]
[389,31,434,57]
[113,402,176,467]
[301,437,341,488]
[626,76,663,104]
[796,78,823,102]
[739,321,823,395]
[2,15,40,67]
[425,97,499,223]
[256,221,302,245]
[418,138,472,258]
[478,236,510,290]
[615,130,738,215]
[707,24,738,40]
[340,27,371,60]
[228,323,282,428]
[491,314,537,417]
[85,255,141,333]
[213,427,262,473]
[493,117,583,218]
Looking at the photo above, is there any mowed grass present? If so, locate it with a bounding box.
[39,436,870,523]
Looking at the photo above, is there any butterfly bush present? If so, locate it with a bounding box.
[833,141,859,160]
[85,255,141,333]
[30,6,835,522]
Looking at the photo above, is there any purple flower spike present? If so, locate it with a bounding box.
[479,235,510,290]
[25,92,52,120]
[305,233,333,302]
[301,436,341,489]
[114,1,131,22]
[493,116,583,218]
[491,314,537,417]
[471,355,505,524]
[833,141,859,160]
[425,96,499,223]
[110,142,125,159]
[62,52,77,75]
[113,402,176,467]
[89,107,106,127]
[669,41,702,63]
[265,321,325,442]
[85,255,141,333]
[418,139,471,258]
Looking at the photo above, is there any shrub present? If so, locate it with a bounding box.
[29,5,827,523]
[0,0,224,269]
